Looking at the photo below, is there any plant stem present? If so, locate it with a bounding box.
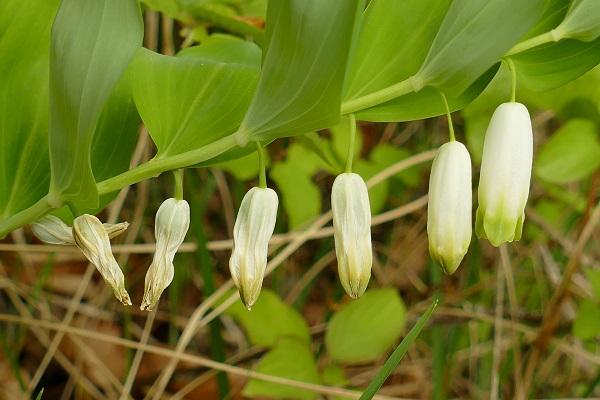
[504,58,517,102]
[0,195,54,239]
[256,142,267,188]
[341,76,419,115]
[505,31,558,56]
[345,114,357,173]
[173,169,184,200]
[97,134,238,196]
[438,91,455,142]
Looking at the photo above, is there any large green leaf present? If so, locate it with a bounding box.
[0,0,59,219]
[236,0,359,144]
[416,0,543,94]
[555,0,600,42]
[534,119,600,183]
[325,289,406,364]
[343,0,450,102]
[130,35,260,159]
[244,337,320,400]
[511,38,600,91]
[225,289,310,347]
[48,0,143,212]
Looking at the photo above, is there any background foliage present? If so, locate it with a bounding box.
[0,0,599,399]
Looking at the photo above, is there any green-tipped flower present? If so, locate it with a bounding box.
[31,215,128,245]
[476,102,533,246]
[331,173,372,299]
[427,141,472,274]
[229,187,278,309]
[141,198,190,311]
[73,214,131,305]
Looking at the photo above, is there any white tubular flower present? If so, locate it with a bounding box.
[427,141,472,274]
[73,214,131,305]
[31,215,74,245]
[229,187,278,309]
[31,215,128,245]
[331,173,372,299]
[141,198,190,311]
[476,102,533,247]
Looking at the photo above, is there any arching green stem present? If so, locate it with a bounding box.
[438,91,455,142]
[345,114,357,173]
[256,142,267,189]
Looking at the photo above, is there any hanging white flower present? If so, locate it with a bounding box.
[141,198,190,311]
[331,173,372,299]
[427,141,472,274]
[31,215,128,245]
[140,198,190,311]
[476,102,533,247]
[229,187,278,309]
[73,214,131,305]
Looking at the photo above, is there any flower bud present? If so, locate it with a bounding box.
[141,198,190,311]
[229,187,278,309]
[427,141,472,274]
[73,214,131,305]
[31,216,128,245]
[331,173,372,299]
[476,102,533,247]
[31,215,74,245]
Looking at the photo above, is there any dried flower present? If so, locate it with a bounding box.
[229,187,278,309]
[73,214,131,305]
[427,141,472,274]
[331,173,372,299]
[476,102,533,246]
[141,198,190,311]
[31,215,74,245]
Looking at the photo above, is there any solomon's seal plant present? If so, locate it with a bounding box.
[331,172,373,298]
[141,197,190,311]
[476,102,534,246]
[72,214,131,305]
[427,141,472,274]
[32,215,129,245]
[229,186,279,309]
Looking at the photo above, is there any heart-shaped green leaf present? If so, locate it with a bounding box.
[0,0,58,219]
[417,0,543,94]
[236,0,359,144]
[130,35,260,159]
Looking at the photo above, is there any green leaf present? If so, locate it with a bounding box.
[48,0,143,212]
[236,0,359,144]
[343,0,450,102]
[555,0,600,42]
[584,268,600,300]
[271,146,322,229]
[573,299,600,340]
[416,0,543,94]
[141,0,180,18]
[512,37,600,91]
[244,337,320,400]
[359,299,438,400]
[325,289,407,364]
[130,35,260,159]
[0,0,58,219]
[356,64,499,122]
[92,75,141,210]
[534,119,600,183]
[225,289,310,347]
[523,0,569,38]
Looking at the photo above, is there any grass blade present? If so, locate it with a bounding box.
[359,298,439,400]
